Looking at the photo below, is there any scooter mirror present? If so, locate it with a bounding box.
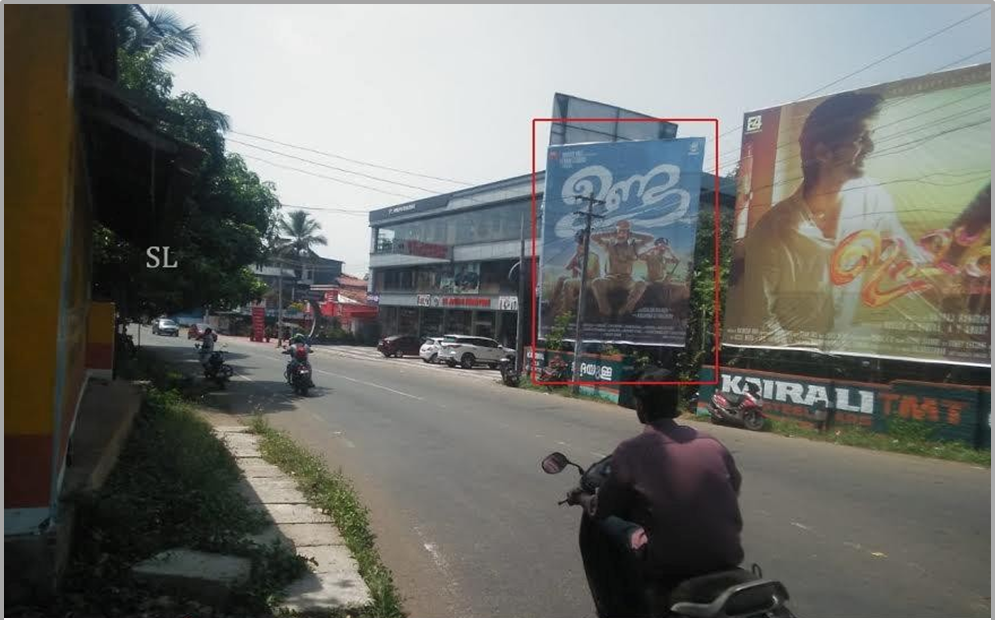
[541,452,569,475]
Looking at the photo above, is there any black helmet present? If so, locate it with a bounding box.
[632,367,680,421]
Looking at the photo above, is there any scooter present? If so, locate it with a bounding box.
[537,360,571,385]
[282,343,314,396]
[707,385,766,431]
[499,352,520,387]
[540,451,794,617]
[196,343,234,388]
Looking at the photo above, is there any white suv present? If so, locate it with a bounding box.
[419,335,459,364]
[440,336,514,369]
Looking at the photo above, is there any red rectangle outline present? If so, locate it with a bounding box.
[530,117,721,386]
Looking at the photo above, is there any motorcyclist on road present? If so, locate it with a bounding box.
[197,327,218,368]
[568,367,744,608]
[283,333,313,381]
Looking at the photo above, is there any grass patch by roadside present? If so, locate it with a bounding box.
[11,385,310,617]
[517,366,987,466]
[249,417,405,618]
[764,416,990,467]
[7,350,311,617]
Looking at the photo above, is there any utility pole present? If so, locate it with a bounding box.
[277,267,284,348]
[571,192,605,393]
[515,211,527,373]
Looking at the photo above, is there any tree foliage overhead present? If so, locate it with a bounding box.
[676,203,734,382]
[93,7,277,319]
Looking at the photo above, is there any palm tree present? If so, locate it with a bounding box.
[113,6,232,129]
[278,209,328,282]
[114,5,201,68]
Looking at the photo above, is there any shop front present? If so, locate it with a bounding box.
[444,308,472,335]
[421,308,444,336]
[398,307,419,336]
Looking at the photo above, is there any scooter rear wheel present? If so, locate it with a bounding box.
[744,411,764,431]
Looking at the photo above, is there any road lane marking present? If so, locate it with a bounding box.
[413,525,459,596]
[259,354,423,400]
[314,369,425,401]
[591,452,607,459]
[791,522,812,532]
[233,370,254,382]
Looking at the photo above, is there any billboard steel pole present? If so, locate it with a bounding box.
[571,192,605,393]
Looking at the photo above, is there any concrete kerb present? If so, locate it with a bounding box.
[209,423,372,612]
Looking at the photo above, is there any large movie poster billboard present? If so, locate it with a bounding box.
[724,64,991,366]
[539,138,705,345]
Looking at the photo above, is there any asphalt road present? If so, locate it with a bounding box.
[141,329,991,618]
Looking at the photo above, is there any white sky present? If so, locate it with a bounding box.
[162,4,991,276]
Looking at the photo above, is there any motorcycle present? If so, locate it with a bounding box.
[283,344,314,396]
[707,386,766,431]
[684,388,699,411]
[196,343,233,388]
[540,451,793,617]
[499,352,521,387]
[537,359,571,386]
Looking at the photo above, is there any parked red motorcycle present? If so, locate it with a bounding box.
[707,384,766,431]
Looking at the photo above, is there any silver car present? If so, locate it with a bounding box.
[419,335,459,364]
[440,336,514,369]
[152,318,180,337]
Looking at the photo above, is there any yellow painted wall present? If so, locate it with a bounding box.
[4,5,74,436]
[87,302,115,346]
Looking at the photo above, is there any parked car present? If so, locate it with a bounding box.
[378,335,422,358]
[188,322,212,340]
[152,318,180,337]
[439,336,514,369]
[419,335,459,364]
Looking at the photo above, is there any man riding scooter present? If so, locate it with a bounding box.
[282,333,314,388]
[196,327,219,369]
[567,367,745,615]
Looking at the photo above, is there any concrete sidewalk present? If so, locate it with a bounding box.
[208,420,372,613]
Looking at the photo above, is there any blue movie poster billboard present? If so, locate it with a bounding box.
[539,138,705,346]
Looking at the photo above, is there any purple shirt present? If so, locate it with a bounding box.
[595,419,744,578]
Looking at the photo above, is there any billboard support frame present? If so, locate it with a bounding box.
[531,117,721,387]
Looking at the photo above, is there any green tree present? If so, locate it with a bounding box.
[92,9,278,320]
[676,204,734,382]
[545,312,574,352]
[114,5,201,68]
[277,209,328,279]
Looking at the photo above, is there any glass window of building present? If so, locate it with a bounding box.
[445,309,471,335]
[398,307,418,335]
[478,259,516,295]
[421,309,444,336]
[473,311,496,338]
[373,200,532,254]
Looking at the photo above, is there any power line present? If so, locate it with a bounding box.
[279,202,371,216]
[718,88,990,174]
[241,153,415,199]
[709,11,991,166]
[800,7,990,101]
[228,129,474,187]
[229,138,446,194]
[719,47,992,169]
